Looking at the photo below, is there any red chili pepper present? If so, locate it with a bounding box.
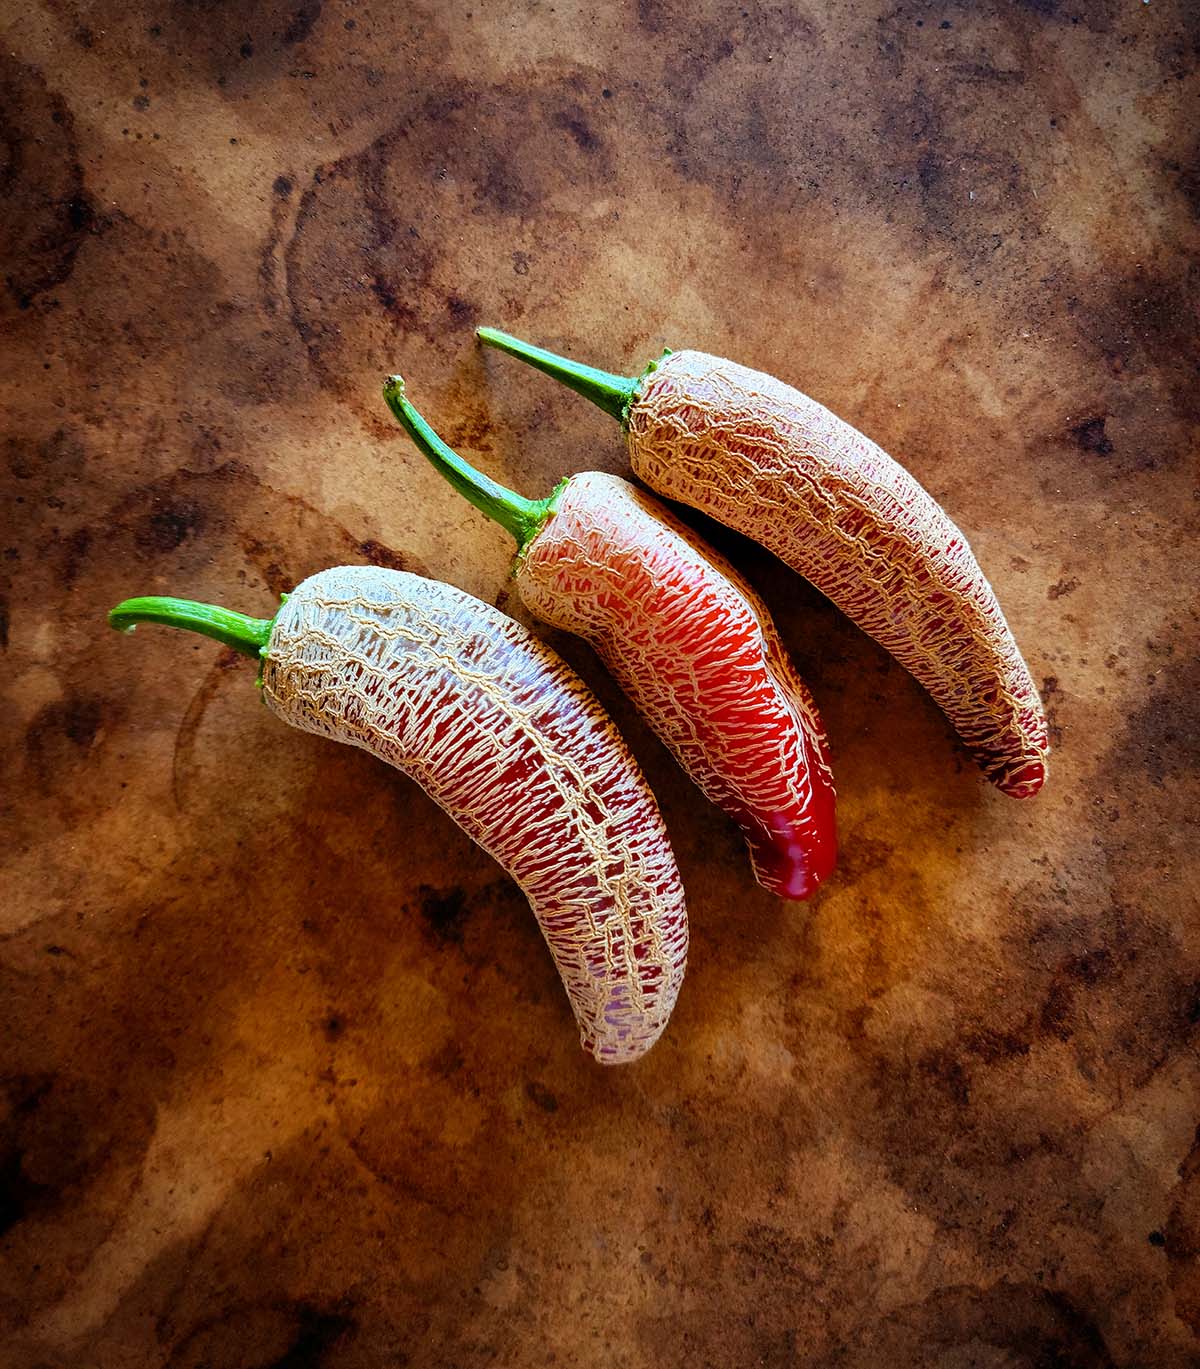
[108,566,689,1063]
[476,329,1049,799]
[384,379,837,900]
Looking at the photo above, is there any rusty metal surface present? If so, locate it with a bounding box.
[1,1,1197,1364]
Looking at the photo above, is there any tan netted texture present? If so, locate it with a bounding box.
[628,353,1049,798]
[517,471,837,899]
[260,566,688,1063]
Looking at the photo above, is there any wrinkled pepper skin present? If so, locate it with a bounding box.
[384,381,837,900]
[628,353,1047,798]
[477,330,1048,799]
[112,566,689,1064]
[516,471,837,899]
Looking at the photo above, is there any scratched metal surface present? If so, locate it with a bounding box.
[1,2,1197,1365]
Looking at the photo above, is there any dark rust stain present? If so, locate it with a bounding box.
[1060,263,1200,470]
[1070,415,1114,457]
[102,460,426,596]
[552,109,600,153]
[0,55,95,313]
[1012,0,1121,32]
[58,525,93,585]
[418,885,469,945]
[355,538,414,572]
[524,1080,558,1113]
[0,1145,43,1237]
[164,1300,355,1369]
[65,0,327,92]
[0,1069,155,1255]
[280,3,321,47]
[133,498,207,556]
[1165,1125,1200,1333]
[1038,948,1114,1039]
[24,696,107,790]
[1104,656,1200,789]
[837,1280,1116,1365]
[0,1076,55,1235]
[445,293,479,328]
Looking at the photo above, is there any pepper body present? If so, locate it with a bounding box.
[515,471,837,899]
[116,566,689,1064]
[626,352,1047,797]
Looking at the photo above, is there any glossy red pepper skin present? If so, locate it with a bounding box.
[518,471,837,899]
[383,381,838,901]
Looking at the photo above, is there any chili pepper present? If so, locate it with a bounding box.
[108,565,688,1064]
[383,378,837,900]
[476,328,1049,799]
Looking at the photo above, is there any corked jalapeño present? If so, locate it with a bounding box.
[109,566,688,1064]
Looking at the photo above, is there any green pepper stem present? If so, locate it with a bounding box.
[383,375,556,553]
[476,327,640,425]
[108,597,273,658]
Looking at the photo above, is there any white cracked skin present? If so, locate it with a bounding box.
[260,566,689,1064]
[629,351,1049,798]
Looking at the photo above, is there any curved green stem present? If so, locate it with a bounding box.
[383,375,558,553]
[476,327,641,425]
[108,597,274,658]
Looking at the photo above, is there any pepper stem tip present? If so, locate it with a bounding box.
[475,326,642,426]
[381,373,554,553]
[107,595,273,659]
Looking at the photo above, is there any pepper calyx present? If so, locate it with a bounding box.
[622,348,674,428]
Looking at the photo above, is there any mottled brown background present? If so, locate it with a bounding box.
[1,0,1197,1364]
